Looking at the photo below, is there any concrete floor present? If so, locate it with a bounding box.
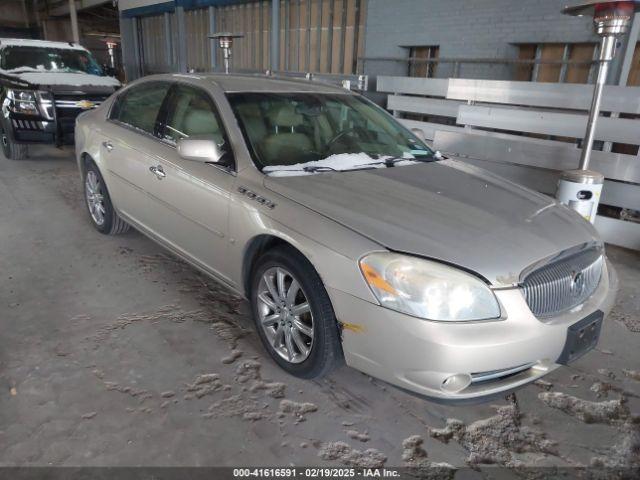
[0,147,639,473]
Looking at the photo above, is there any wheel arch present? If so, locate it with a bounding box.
[241,234,316,299]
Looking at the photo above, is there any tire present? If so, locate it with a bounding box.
[250,245,343,379]
[83,160,130,235]
[1,125,28,160]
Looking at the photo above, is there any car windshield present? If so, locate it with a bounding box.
[226,92,436,175]
[1,46,103,76]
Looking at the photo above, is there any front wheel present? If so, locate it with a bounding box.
[250,246,343,379]
[0,125,28,160]
[83,160,130,235]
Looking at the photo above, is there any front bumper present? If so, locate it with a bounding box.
[5,113,76,145]
[331,259,617,402]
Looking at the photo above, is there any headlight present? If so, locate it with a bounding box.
[7,89,39,115]
[359,252,501,321]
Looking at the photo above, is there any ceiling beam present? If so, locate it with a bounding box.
[48,0,111,17]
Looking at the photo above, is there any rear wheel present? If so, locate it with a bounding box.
[84,160,130,235]
[0,125,28,160]
[250,246,342,379]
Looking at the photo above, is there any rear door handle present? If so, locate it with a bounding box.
[102,141,113,152]
[149,165,166,179]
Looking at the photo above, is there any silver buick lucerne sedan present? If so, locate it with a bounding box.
[75,73,616,402]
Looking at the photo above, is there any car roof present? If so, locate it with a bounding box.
[0,38,87,51]
[149,72,355,94]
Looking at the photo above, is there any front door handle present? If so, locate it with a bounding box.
[102,141,113,152]
[149,165,166,180]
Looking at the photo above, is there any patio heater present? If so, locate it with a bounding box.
[209,33,244,74]
[556,1,639,223]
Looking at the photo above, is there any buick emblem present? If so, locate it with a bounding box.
[570,270,585,297]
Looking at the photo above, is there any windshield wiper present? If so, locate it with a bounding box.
[355,153,442,169]
[303,165,378,173]
[302,166,338,173]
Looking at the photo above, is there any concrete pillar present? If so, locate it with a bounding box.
[176,5,188,73]
[270,0,280,71]
[69,0,80,43]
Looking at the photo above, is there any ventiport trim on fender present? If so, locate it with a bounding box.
[237,186,276,209]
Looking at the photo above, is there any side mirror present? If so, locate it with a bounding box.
[410,127,426,142]
[177,136,225,163]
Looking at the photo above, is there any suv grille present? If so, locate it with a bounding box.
[522,247,603,318]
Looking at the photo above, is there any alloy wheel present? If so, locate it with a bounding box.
[85,170,106,226]
[257,266,314,364]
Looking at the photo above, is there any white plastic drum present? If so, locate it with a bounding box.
[557,176,603,224]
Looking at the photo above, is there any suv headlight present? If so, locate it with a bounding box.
[7,89,39,115]
[359,252,501,321]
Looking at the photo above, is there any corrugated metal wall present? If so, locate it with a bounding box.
[280,0,366,74]
[139,14,168,74]
[135,0,367,75]
[215,1,271,71]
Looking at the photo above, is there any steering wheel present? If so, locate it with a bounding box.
[325,128,360,152]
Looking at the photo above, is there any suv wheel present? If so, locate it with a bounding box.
[1,125,28,160]
[250,245,343,379]
[84,160,130,235]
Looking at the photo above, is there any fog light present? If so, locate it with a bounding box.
[441,373,472,393]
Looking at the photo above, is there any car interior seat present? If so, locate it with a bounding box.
[181,107,223,144]
[261,104,313,165]
[236,103,268,143]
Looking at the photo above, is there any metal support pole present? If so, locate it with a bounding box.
[271,0,280,71]
[619,13,640,85]
[579,35,616,171]
[131,17,142,79]
[176,6,188,73]
[69,0,80,43]
[209,6,217,70]
[556,1,639,224]
[163,12,173,71]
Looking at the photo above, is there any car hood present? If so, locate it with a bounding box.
[5,70,120,90]
[263,159,601,287]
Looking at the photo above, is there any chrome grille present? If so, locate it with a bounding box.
[522,248,603,318]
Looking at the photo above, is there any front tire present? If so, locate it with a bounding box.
[1,125,28,160]
[83,160,130,235]
[250,246,343,379]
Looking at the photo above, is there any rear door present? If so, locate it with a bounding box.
[143,83,236,281]
[99,81,171,230]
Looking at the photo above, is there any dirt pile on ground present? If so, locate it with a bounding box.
[318,441,387,468]
[400,435,456,479]
[185,373,224,399]
[345,429,370,442]
[538,391,640,469]
[538,392,629,424]
[428,399,557,467]
[279,399,318,419]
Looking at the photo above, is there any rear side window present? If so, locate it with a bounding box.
[110,82,170,134]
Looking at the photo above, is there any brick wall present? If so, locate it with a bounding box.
[362,0,597,79]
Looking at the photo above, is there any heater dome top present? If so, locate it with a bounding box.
[563,0,640,17]
[209,32,244,39]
